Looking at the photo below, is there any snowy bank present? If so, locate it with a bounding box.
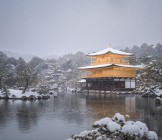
[0,89,51,100]
[136,86,162,98]
[141,89,162,98]
[68,113,158,140]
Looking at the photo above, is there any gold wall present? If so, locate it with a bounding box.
[90,53,129,65]
[83,66,137,78]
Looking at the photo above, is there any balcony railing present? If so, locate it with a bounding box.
[90,60,129,66]
[81,72,135,79]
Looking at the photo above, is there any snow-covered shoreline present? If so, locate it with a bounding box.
[138,88,162,98]
[0,89,51,100]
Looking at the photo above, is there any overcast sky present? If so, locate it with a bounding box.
[0,0,162,57]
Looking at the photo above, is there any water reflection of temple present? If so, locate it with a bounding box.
[125,95,136,116]
[85,94,138,122]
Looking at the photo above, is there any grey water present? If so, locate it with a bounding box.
[0,93,162,140]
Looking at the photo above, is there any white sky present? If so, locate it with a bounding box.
[0,0,162,57]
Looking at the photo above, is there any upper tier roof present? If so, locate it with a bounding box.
[87,47,132,56]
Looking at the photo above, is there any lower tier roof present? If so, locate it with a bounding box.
[79,63,143,70]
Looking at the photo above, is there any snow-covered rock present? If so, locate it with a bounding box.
[135,121,149,137]
[107,121,121,132]
[93,117,112,126]
[146,131,158,140]
[78,130,90,137]
[122,123,141,135]
[0,89,51,100]
[113,113,125,123]
[125,120,135,125]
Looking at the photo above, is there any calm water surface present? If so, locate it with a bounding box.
[0,93,162,140]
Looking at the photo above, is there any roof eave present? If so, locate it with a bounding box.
[87,52,133,57]
[79,64,143,70]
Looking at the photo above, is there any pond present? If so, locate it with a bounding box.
[0,93,162,140]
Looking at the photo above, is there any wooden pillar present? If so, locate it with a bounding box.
[104,79,106,93]
[99,79,101,95]
[119,78,121,91]
[104,80,106,98]
[98,79,100,94]
[112,77,114,92]
[104,79,106,96]
[130,78,131,89]
[87,80,89,96]
[95,80,98,93]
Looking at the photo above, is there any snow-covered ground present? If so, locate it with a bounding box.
[136,85,162,97]
[154,89,162,96]
[0,89,51,99]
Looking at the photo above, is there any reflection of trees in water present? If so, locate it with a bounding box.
[0,100,49,131]
[47,94,89,125]
[135,96,162,138]
[0,95,89,131]
[16,101,39,131]
[16,100,51,131]
[0,100,13,125]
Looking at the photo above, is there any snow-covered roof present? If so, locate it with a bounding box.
[78,79,86,83]
[79,64,143,70]
[87,47,132,56]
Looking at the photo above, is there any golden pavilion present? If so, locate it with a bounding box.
[79,45,142,91]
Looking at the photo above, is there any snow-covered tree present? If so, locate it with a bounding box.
[0,52,9,90]
[146,60,162,85]
[136,60,162,94]
[16,61,37,93]
[28,56,44,70]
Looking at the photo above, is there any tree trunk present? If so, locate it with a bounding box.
[22,79,29,93]
[0,78,2,90]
